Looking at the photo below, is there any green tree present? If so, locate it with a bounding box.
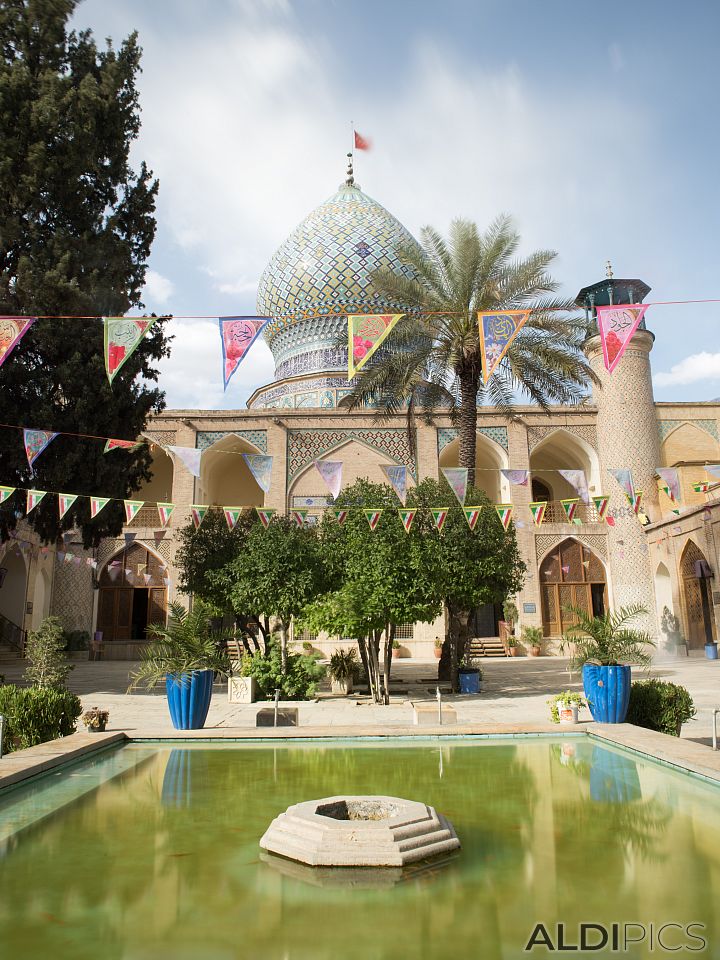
[304,479,443,702]
[211,517,330,673]
[347,217,594,478]
[0,0,169,546]
[408,477,526,689]
[23,615,72,688]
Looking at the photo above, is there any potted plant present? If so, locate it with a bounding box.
[523,625,544,656]
[391,639,401,659]
[82,706,109,732]
[507,637,518,657]
[547,691,586,725]
[302,640,314,654]
[458,656,483,694]
[328,648,358,695]
[433,637,443,659]
[502,599,519,637]
[660,607,687,658]
[129,601,231,730]
[560,604,654,724]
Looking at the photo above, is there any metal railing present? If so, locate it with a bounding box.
[0,612,25,656]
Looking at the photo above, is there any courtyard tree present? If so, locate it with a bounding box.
[346,217,594,479]
[408,477,526,689]
[211,516,330,673]
[304,479,442,703]
[0,0,169,546]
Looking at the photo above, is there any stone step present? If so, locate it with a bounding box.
[468,638,506,657]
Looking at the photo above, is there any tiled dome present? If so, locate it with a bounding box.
[251,179,420,409]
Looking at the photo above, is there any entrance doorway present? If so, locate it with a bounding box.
[540,539,607,637]
[680,541,716,649]
[98,545,167,642]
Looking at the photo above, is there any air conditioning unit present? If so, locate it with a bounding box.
[695,559,714,579]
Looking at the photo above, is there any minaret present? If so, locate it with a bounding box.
[578,266,660,636]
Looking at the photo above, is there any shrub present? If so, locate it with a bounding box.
[626,679,696,737]
[245,643,325,700]
[329,648,358,682]
[24,616,73,689]
[0,685,82,752]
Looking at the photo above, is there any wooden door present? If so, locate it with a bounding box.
[97,587,133,641]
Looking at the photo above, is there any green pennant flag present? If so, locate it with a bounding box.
[157,503,175,528]
[26,489,46,515]
[90,497,110,519]
[124,500,144,524]
[0,486,16,504]
[561,498,579,522]
[191,505,208,529]
[330,508,348,525]
[463,506,482,530]
[256,507,276,529]
[495,504,513,530]
[529,501,546,526]
[398,508,416,533]
[291,509,308,527]
[364,509,382,531]
[431,507,449,532]
[592,495,609,520]
[224,507,244,530]
[58,493,78,520]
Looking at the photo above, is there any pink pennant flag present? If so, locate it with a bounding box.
[501,470,529,486]
[24,428,59,474]
[558,469,589,503]
[608,469,635,501]
[0,316,35,368]
[381,464,408,505]
[441,467,468,505]
[104,438,143,453]
[143,573,152,585]
[596,305,649,373]
[104,316,158,384]
[219,317,268,390]
[314,460,343,500]
[656,468,681,503]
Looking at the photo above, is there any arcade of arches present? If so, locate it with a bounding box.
[539,539,607,637]
[97,545,168,641]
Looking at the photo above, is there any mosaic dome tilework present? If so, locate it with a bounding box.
[254,182,421,400]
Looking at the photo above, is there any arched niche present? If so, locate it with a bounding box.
[679,540,716,649]
[660,423,720,508]
[438,431,508,503]
[653,562,673,634]
[136,443,175,504]
[97,543,168,642]
[0,547,27,630]
[198,435,266,507]
[31,567,52,630]
[538,537,607,637]
[288,439,410,507]
[529,429,601,504]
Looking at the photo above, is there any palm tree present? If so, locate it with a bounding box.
[347,215,595,478]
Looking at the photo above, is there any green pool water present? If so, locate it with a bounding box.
[1,737,720,959]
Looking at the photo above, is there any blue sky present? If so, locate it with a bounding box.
[73,0,720,409]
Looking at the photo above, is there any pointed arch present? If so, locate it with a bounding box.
[199,433,266,507]
[0,545,28,633]
[529,428,601,504]
[97,542,168,642]
[679,540,716,648]
[538,537,607,637]
[653,561,673,639]
[135,443,175,504]
[438,430,509,502]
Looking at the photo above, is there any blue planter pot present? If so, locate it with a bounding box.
[166,670,214,730]
[458,670,481,694]
[582,664,631,723]
[705,643,718,660]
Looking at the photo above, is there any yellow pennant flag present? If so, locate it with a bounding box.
[348,314,404,379]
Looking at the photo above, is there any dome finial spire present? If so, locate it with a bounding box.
[605,259,614,279]
[345,152,354,186]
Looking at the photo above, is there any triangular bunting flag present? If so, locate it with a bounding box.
[224,507,244,531]
[26,489,46,515]
[330,508,348,524]
[191,505,208,529]
[291,509,308,527]
[657,467,681,503]
[124,532,136,547]
[501,470,529,486]
[157,503,175,528]
[363,509,382,531]
[705,465,720,479]
[90,497,110,519]
[168,446,202,478]
[671,508,681,516]
[0,316,35,369]
[0,486,15,504]
[243,454,273,493]
[495,504,513,530]
[24,428,59,473]
[441,467,468,505]
[608,469,635,501]
[629,491,643,515]
[592,495,610,520]
[398,508,416,533]
[219,317,268,390]
[596,305,649,373]
[58,493,78,520]
[104,316,158,384]
[314,460,343,500]
[431,508,449,532]
[124,500,144,524]
[558,469,589,503]
[104,438,143,453]
[561,498,579,521]
[381,464,408,505]
[255,507,276,529]
[348,314,404,378]
[529,501,547,526]
[692,481,710,493]
[478,310,530,382]
[463,506,482,530]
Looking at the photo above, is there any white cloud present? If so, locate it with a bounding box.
[653,352,720,387]
[142,269,174,306]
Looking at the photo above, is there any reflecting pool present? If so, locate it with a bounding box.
[1,737,719,959]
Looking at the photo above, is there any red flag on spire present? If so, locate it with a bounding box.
[354,130,371,151]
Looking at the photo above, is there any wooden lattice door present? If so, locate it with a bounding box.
[540,540,607,638]
[681,541,714,649]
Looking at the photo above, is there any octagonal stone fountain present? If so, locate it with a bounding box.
[259,795,460,868]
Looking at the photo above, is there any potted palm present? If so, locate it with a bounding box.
[523,626,544,656]
[507,637,518,657]
[328,648,358,695]
[129,601,231,730]
[560,605,654,724]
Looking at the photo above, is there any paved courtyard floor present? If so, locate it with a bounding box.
[2,651,719,745]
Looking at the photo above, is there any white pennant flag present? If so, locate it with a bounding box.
[167,446,202,477]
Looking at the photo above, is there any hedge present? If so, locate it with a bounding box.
[0,685,82,753]
[625,679,696,737]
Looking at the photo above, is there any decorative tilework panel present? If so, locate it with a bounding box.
[658,419,719,442]
[534,532,608,563]
[196,430,268,453]
[527,424,598,451]
[144,431,176,446]
[437,426,509,453]
[288,428,417,481]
